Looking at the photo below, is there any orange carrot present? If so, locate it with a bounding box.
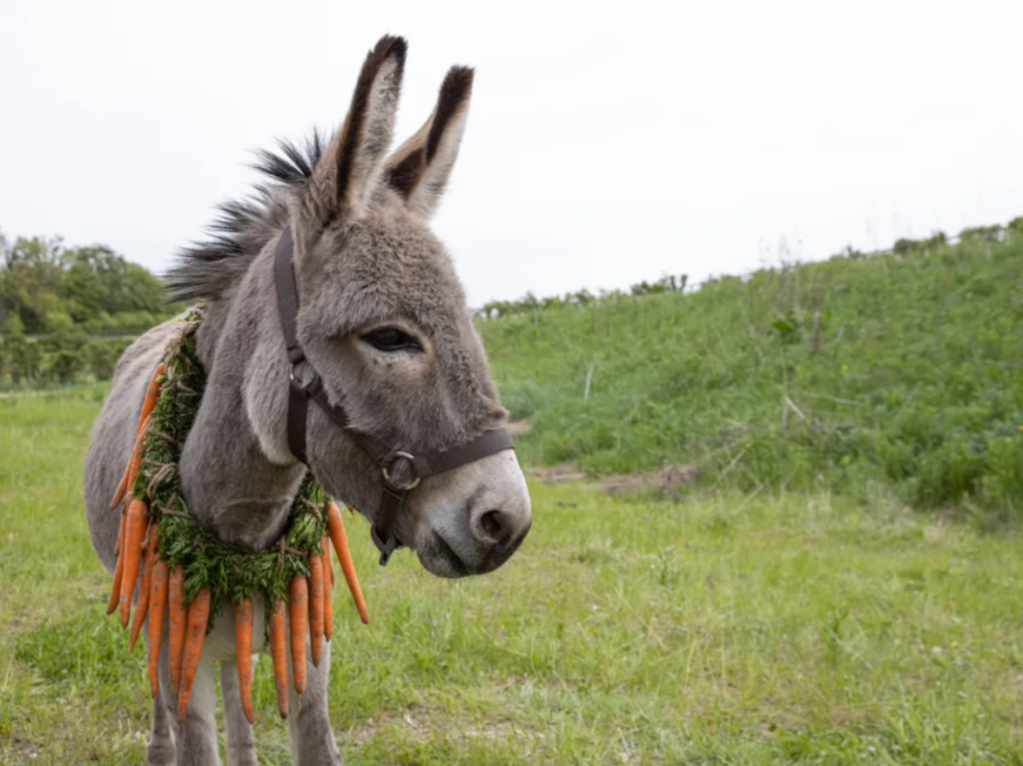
[235,598,254,725]
[308,553,325,667]
[110,414,152,512]
[148,559,169,698]
[110,465,131,514]
[119,498,147,629]
[168,564,186,696]
[124,415,151,497]
[289,575,308,694]
[326,502,369,624]
[322,536,335,587]
[137,362,165,429]
[109,362,163,513]
[322,538,334,642]
[129,522,159,654]
[177,586,211,723]
[107,510,128,615]
[269,598,289,719]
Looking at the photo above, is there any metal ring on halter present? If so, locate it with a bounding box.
[381,451,421,489]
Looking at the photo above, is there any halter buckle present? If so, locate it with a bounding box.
[381,451,421,490]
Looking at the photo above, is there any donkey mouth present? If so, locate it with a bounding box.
[428,532,470,578]
[419,524,528,579]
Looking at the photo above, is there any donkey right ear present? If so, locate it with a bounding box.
[382,65,474,219]
[302,35,407,225]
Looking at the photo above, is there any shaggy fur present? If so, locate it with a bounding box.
[83,35,531,766]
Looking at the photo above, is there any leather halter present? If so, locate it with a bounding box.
[273,227,515,565]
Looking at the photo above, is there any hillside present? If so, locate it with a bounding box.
[480,227,1023,520]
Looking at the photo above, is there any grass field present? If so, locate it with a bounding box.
[2,390,1022,764]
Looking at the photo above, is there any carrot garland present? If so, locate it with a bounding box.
[235,598,255,725]
[148,558,169,698]
[308,552,325,666]
[327,502,369,624]
[177,586,211,723]
[129,521,159,654]
[269,598,289,719]
[103,308,372,725]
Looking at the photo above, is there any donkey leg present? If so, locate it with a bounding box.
[287,635,342,765]
[147,620,176,765]
[149,688,177,766]
[163,655,221,765]
[220,660,259,766]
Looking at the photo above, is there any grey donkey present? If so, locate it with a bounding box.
[83,35,532,765]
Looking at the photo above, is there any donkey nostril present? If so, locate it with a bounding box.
[479,510,505,542]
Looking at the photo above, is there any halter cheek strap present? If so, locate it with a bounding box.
[272,227,515,565]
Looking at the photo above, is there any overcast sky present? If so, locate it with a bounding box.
[3,0,1022,306]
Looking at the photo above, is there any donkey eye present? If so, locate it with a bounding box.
[363,327,423,353]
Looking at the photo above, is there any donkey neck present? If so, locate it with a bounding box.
[177,242,307,551]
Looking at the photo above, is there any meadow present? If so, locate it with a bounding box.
[2,389,1022,765]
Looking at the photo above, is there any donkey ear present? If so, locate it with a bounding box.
[383,65,474,218]
[304,35,407,223]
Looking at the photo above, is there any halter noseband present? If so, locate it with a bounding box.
[273,227,515,566]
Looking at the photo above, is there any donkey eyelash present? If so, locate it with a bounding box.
[362,326,424,353]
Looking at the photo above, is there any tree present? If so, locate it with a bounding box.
[63,245,164,320]
[0,235,68,332]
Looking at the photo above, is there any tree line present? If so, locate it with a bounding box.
[477,217,1023,320]
[0,230,180,387]
[476,274,689,320]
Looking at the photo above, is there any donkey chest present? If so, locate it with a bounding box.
[198,495,296,551]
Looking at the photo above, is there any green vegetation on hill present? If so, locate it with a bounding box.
[482,221,1023,521]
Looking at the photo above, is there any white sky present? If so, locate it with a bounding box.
[3,0,1022,306]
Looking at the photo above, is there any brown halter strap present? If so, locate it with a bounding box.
[273,227,515,565]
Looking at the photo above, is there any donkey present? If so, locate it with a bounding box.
[83,35,532,765]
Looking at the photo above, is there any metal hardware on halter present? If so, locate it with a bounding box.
[381,452,422,490]
[272,226,516,566]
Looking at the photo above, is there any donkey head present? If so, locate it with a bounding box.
[282,36,530,577]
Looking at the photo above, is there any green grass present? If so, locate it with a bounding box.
[481,234,1023,521]
[3,392,1023,764]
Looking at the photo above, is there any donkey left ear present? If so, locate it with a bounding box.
[383,65,474,218]
[304,35,408,224]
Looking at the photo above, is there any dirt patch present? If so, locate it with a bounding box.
[527,462,698,493]
[597,463,698,494]
[526,464,586,483]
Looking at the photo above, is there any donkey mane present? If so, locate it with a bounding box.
[164,132,326,302]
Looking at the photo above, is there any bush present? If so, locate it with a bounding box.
[497,379,549,420]
[980,436,1023,520]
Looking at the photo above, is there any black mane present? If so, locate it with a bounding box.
[164,131,326,302]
